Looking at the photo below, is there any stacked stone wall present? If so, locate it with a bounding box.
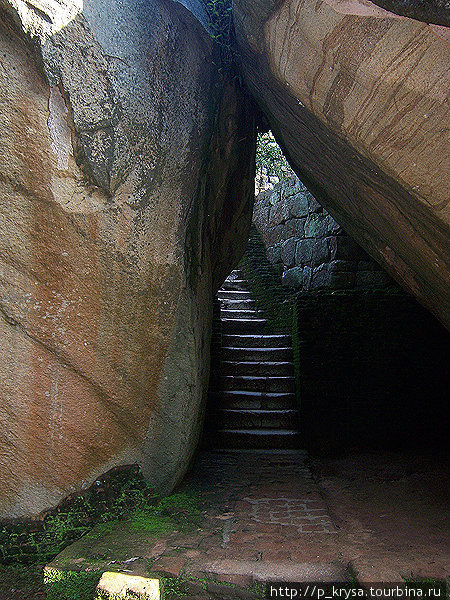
[253,178,397,290]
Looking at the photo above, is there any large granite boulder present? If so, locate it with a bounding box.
[233,0,450,328]
[0,0,255,517]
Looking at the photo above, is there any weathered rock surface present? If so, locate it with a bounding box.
[0,0,255,517]
[233,0,450,327]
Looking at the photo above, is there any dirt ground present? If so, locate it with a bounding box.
[0,564,45,600]
[309,450,449,581]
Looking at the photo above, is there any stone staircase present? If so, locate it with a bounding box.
[204,269,301,450]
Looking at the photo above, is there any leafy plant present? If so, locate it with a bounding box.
[161,575,188,599]
[256,131,294,193]
[204,0,233,53]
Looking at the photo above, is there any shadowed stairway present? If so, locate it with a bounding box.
[204,269,301,450]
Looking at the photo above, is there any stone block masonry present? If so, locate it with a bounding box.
[253,178,397,291]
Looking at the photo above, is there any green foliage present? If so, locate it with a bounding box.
[204,0,234,61]
[44,568,101,600]
[1,489,204,597]
[1,469,159,564]
[161,575,188,599]
[256,132,294,193]
[0,497,95,564]
[128,491,203,534]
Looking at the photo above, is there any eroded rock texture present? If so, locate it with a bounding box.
[233,0,450,328]
[0,0,255,517]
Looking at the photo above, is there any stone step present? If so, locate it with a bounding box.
[218,298,256,310]
[218,375,296,393]
[221,279,248,291]
[221,318,267,333]
[209,391,297,410]
[220,361,294,376]
[209,277,300,451]
[226,270,244,281]
[221,347,293,361]
[221,334,291,348]
[214,429,302,449]
[220,309,263,320]
[212,408,299,429]
[217,290,251,300]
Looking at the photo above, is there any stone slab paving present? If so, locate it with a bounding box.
[242,497,335,533]
[46,451,350,598]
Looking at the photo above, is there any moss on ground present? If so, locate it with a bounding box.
[0,563,46,598]
[1,487,205,599]
[161,573,266,600]
[0,471,204,565]
[0,466,159,564]
[44,568,102,600]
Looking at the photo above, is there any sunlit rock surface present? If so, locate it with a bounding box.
[0,0,255,517]
[233,0,450,328]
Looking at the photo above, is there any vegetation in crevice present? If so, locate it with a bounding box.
[255,131,295,193]
[0,466,158,565]
[0,466,204,567]
[203,0,234,64]
[2,485,205,598]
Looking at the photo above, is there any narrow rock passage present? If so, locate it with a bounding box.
[44,270,449,596]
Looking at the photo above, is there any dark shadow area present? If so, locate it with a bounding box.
[206,224,450,458]
[296,289,450,455]
[370,0,450,26]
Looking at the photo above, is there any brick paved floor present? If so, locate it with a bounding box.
[46,450,449,597]
[161,451,347,584]
[47,451,349,598]
[187,451,337,538]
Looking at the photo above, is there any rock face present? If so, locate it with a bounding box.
[0,0,255,517]
[233,0,450,328]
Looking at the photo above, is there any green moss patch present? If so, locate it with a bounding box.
[0,465,159,565]
[44,568,102,600]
